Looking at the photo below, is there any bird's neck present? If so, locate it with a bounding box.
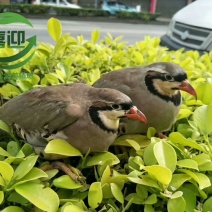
[89,107,118,134]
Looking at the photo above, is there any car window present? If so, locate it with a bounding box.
[117,2,126,8]
[118,2,124,6]
[108,2,116,6]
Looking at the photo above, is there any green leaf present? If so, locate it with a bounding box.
[0,161,14,182]
[48,17,62,41]
[180,187,196,212]
[0,176,4,186]
[41,169,58,181]
[170,191,183,199]
[102,183,113,199]
[55,69,65,83]
[177,159,199,170]
[203,196,212,212]
[88,182,103,209]
[109,170,128,184]
[16,80,33,92]
[15,182,59,211]
[125,193,143,204]
[0,84,21,98]
[7,141,20,156]
[44,139,82,157]
[169,132,205,152]
[101,165,111,185]
[144,165,172,185]
[196,80,212,105]
[193,105,212,136]
[98,159,115,177]
[143,142,157,166]
[128,171,161,190]
[131,156,144,170]
[84,152,119,167]
[147,127,156,138]
[0,147,11,157]
[144,194,157,204]
[0,190,4,204]
[63,205,86,212]
[199,162,212,171]
[53,175,83,189]
[0,120,11,134]
[42,73,60,85]
[192,153,211,166]
[167,196,186,212]
[144,204,155,212]
[177,108,193,120]
[110,183,124,204]
[169,174,191,191]
[1,206,24,212]
[13,156,38,180]
[136,184,148,200]
[113,134,149,148]
[124,139,140,150]
[91,30,100,43]
[7,191,28,205]
[177,123,194,138]
[11,168,48,189]
[178,169,211,189]
[21,143,35,157]
[133,51,144,63]
[154,141,177,172]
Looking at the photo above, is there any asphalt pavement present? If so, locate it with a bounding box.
[23,13,171,25]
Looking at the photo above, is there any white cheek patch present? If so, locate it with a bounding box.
[153,79,180,96]
[98,110,125,130]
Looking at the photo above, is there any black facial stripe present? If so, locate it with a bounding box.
[93,102,133,112]
[89,106,117,134]
[173,73,187,82]
[120,102,133,111]
[146,71,187,82]
[145,71,182,106]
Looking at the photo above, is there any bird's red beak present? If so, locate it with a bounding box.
[125,106,147,124]
[178,80,197,100]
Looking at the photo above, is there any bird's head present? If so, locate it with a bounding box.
[145,62,197,105]
[89,88,147,133]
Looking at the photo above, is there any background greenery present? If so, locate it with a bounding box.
[0,17,212,212]
[0,4,159,20]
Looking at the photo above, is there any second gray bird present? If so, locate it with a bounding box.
[93,62,197,134]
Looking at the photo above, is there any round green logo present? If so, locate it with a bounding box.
[0,12,36,69]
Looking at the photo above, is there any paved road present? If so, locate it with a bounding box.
[1,18,169,45]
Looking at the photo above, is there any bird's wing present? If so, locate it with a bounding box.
[0,85,85,133]
[93,68,146,97]
[93,70,133,95]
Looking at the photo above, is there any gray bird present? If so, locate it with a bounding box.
[93,62,197,135]
[0,83,147,157]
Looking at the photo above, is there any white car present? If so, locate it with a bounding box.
[160,0,212,53]
[34,0,81,8]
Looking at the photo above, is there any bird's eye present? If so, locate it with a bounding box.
[164,74,174,81]
[111,104,120,110]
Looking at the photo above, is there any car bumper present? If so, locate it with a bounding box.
[160,34,207,54]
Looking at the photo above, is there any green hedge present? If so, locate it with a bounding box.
[1,17,212,212]
[116,11,161,21]
[55,7,105,17]
[0,4,50,14]
[0,4,160,20]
